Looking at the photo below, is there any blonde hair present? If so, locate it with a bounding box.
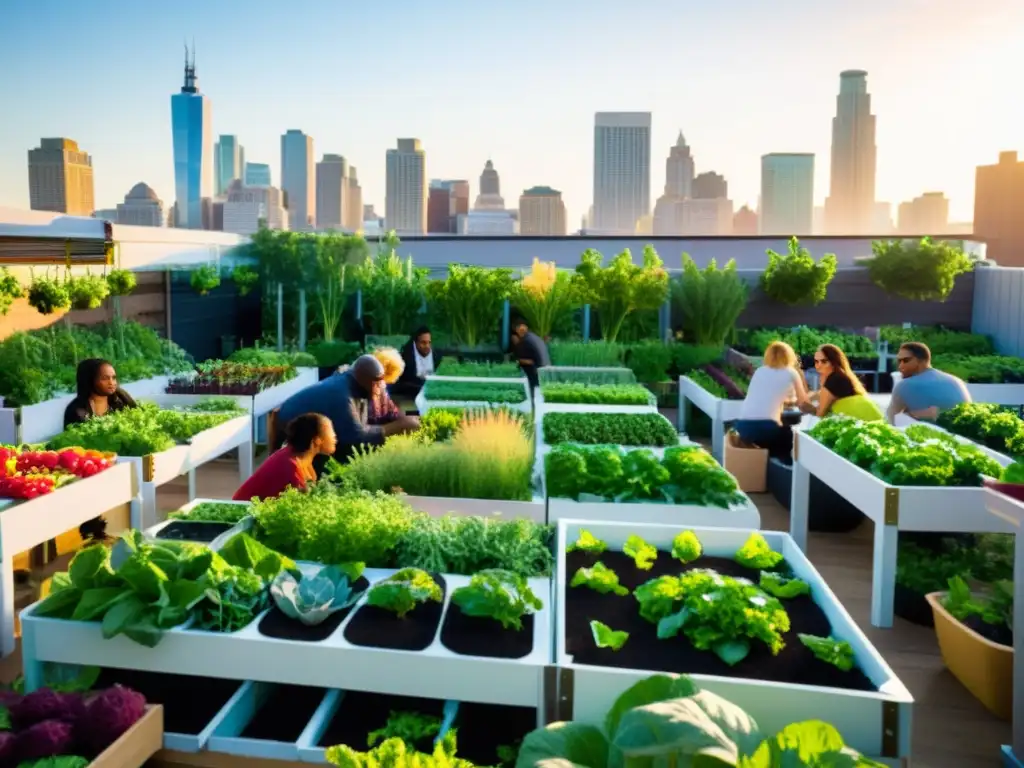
[373,347,405,384]
[763,341,798,369]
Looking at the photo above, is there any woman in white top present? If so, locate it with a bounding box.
[734,341,811,456]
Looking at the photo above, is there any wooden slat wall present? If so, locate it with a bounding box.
[0,272,166,340]
[971,266,1024,355]
[736,268,975,329]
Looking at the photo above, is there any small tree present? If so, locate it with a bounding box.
[760,237,837,306]
[671,255,748,346]
[357,231,428,336]
[865,237,975,301]
[572,246,669,342]
[307,232,368,342]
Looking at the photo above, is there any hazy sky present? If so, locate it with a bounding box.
[1,0,1020,225]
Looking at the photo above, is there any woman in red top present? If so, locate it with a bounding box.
[233,413,337,501]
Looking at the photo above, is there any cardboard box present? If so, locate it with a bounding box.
[723,431,768,493]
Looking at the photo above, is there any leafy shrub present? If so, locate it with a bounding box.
[671,255,748,345]
[760,237,837,306]
[231,265,260,296]
[67,273,110,310]
[436,358,522,378]
[426,265,514,348]
[572,247,669,342]
[878,325,993,356]
[624,341,672,382]
[27,274,70,315]
[549,341,626,367]
[542,412,678,446]
[422,379,526,404]
[933,354,1024,384]
[741,326,876,359]
[936,402,1024,456]
[357,233,428,336]
[105,269,137,297]
[0,268,22,316]
[669,343,722,373]
[865,238,975,301]
[540,382,654,406]
[511,259,579,339]
[306,339,362,368]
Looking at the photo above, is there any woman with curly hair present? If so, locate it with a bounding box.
[369,347,406,425]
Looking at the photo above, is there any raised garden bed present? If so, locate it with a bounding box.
[678,374,746,461]
[258,571,371,643]
[150,520,234,542]
[416,376,531,416]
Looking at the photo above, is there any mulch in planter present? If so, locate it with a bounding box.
[565,550,875,692]
[344,574,447,652]
[258,576,370,642]
[317,691,445,751]
[240,684,327,742]
[95,668,241,734]
[452,702,536,767]
[155,521,234,543]
[440,608,533,659]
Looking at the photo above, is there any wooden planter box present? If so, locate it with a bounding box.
[90,704,164,768]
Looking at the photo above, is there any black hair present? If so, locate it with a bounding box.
[412,326,431,341]
[511,316,528,330]
[76,358,114,400]
[900,342,931,364]
[284,413,327,452]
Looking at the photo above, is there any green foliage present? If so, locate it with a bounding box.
[936,402,1024,457]
[169,501,251,524]
[669,343,723,373]
[366,567,443,618]
[326,730,478,768]
[590,620,629,651]
[943,575,1013,634]
[367,711,442,749]
[67,272,110,310]
[932,353,1024,384]
[734,533,784,569]
[105,269,137,297]
[549,341,626,367]
[672,255,748,345]
[539,366,636,385]
[624,341,673,382]
[190,265,221,296]
[541,412,678,446]
[759,237,837,306]
[231,265,260,296]
[878,325,993,356]
[566,530,607,554]
[511,260,579,339]
[358,232,428,336]
[436,358,522,378]
[623,534,657,570]
[308,232,368,342]
[423,379,526,404]
[426,265,514,348]
[540,382,654,406]
[450,569,542,630]
[572,247,669,342]
[308,339,362,368]
[759,572,811,599]
[570,562,628,596]
[740,325,876,358]
[798,634,856,671]
[27,273,70,315]
[896,534,1013,594]
[0,267,22,316]
[671,531,702,564]
[865,238,975,301]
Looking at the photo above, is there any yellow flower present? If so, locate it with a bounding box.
[521,258,557,297]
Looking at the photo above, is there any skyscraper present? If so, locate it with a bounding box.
[170,46,213,229]
[244,163,271,187]
[824,70,877,234]
[665,132,694,198]
[316,154,349,230]
[692,172,727,200]
[27,138,95,215]
[592,112,651,232]
[519,186,567,236]
[427,180,468,233]
[897,193,949,235]
[385,139,426,235]
[281,130,315,230]
[760,153,814,235]
[474,160,505,210]
[975,151,1024,265]
[115,183,163,226]
[214,135,243,196]
[345,167,363,232]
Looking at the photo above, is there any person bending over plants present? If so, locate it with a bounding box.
[234,413,337,501]
[510,316,551,390]
[733,341,811,457]
[887,341,971,424]
[805,344,883,422]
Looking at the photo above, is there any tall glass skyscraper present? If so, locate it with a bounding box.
[171,47,212,228]
[214,135,243,196]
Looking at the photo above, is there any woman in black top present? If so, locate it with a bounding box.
[63,358,138,428]
[807,344,884,421]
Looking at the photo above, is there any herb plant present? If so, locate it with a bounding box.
[759,572,811,599]
[26,274,70,315]
[545,344,629,369]
[636,569,791,665]
[879,325,993,356]
[105,269,137,297]
[671,531,701,563]
[541,412,677,446]
[570,562,628,596]
[936,402,1024,455]
[194,567,269,633]
[231,265,260,296]
[572,247,669,343]
[367,710,442,748]
[798,634,856,672]
[540,381,654,406]
[357,233,428,336]
[450,569,542,630]
[590,620,629,651]
[67,273,110,310]
[512,258,580,339]
[426,265,515,348]
[271,565,367,626]
[866,238,975,301]
[760,237,837,306]
[623,535,657,570]
[933,353,1024,384]
[423,380,526,404]
[671,254,748,346]
[437,357,522,378]
[366,568,443,618]
[190,265,222,296]
[943,575,1013,643]
[327,730,477,768]
[566,530,607,554]
[734,533,784,570]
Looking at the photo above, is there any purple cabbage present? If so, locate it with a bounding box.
[0,731,15,764]
[9,690,85,730]
[16,719,76,761]
[80,685,146,753]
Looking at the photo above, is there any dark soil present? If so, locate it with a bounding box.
[452,702,536,766]
[317,691,446,752]
[893,584,934,627]
[258,576,370,642]
[963,615,1014,647]
[440,607,534,659]
[95,668,241,734]
[344,574,447,652]
[156,521,233,542]
[240,684,327,742]
[564,550,875,692]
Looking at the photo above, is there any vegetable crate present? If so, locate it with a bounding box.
[90,704,164,768]
[415,376,532,417]
[123,414,254,529]
[20,566,555,727]
[401,494,546,524]
[0,461,135,656]
[982,488,1024,766]
[790,430,1017,628]
[678,375,745,462]
[553,519,914,764]
[0,375,172,445]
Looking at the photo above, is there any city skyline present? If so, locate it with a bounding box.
[0,0,1020,226]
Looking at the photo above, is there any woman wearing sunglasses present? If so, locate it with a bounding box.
[808,344,884,421]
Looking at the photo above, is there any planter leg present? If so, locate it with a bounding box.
[238,438,254,484]
[188,468,197,502]
[869,523,898,628]
[0,559,14,657]
[678,392,690,434]
[20,616,42,692]
[789,460,811,552]
[141,483,158,530]
[711,415,726,463]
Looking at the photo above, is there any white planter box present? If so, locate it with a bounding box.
[546,496,760,529]
[539,366,637,385]
[164,679,246,753]
[678,376,746,462]
[20,567,553,718]
[534,387,656,416]
[790,430,1018,629]
[144,516,250,548]
[0,461,135,656]
[146,394,253,413]
[402,494,546,524]
[892,372,1024,407]
[251,367,318,418]
[416,376,532,417]
[554,519,914,764]
[537,411,680,458]
[0,375,171,445]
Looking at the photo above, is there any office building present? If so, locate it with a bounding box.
[518,186,567,236]
[654,196,732,235]
[115,182,164,226]
[222,180,289,234]
[897,193,949,235]
[316,154,349,230]
[170,46,213,228]
[975,151,1024,265]
[428,180,469,233]
[281,130,315,230]
[214,135,244,196]
[824,70,877,234]
[244,162,271,187]
[592,112,651,232]
[760,153,814,235]
[474,160,506,210]
[693,171,728,200]
[385,138,427,234]
[27,137,95,215]
[733,205,758,235]
[345,167,363,231]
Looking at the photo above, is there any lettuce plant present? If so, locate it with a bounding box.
[271,564,367,627]
[671,531,702,564]
[566,530,607,554]
[450,569,542,631]
[367,568,443,619]
[623,535,657,570]
[590,620,629,651]
[570,562,628,596]
[759,571,810,599]
[798,634,857,672]
[367,710,442,748]
[734,533,784,570]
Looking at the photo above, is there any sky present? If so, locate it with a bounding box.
[0,0,1021,226]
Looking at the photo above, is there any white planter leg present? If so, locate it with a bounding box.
[678,392,689,434]
[790,460,811,552]
[238,438,254,483]
[0,559,15,657]
[870,523,898,628]
[188,468,197,501]
[711,416,725,462]
[141,483,158,530]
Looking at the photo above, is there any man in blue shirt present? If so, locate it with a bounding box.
[886,341,971,424]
